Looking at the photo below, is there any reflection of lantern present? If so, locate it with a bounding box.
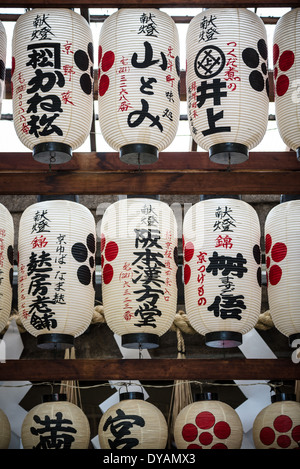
[0,204,14,335]
[253,393,300,449]
[101,198,178,349]
[183,198,261,348]
[98,391,168,449]
[273,8,300,160]
[21,394,90,449]
[18,200,96,349]
[265,199,300,346]
[0,20,6,116]
[0,409,11,449]
[186,8,269,164]
[98,8,180,165]
[12,8,94,164]
[174,393,243,449]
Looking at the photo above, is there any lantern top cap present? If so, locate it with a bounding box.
[120,391,145,401]
[42,393,67,403]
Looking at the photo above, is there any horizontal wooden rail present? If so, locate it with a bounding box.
[0,151,299,195]
[0,359,298,381]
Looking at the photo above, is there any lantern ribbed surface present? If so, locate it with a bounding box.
[98,8,180,165]
[0,203,14,334]
[253,399,300,449]
[265,200,300,344]
[101,198,178,349]
[0,408,11,449]
[18,200,96,349]
[174,400,243,449]
[183,198,261,348]
[12,8,94,164]
[273,8,300,157]
[98,397,168,449]
[186,8,269,164]
[21,400,90,449]
[0,20,6,116]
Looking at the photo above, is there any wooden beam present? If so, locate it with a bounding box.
[0,359,298,381]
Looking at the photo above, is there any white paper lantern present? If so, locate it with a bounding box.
[12,8,94,164]
[21,394,90,449]
[174,393,243,449]
[183,197,261,347]
[265,199,300,346]
[0,20,6,116]
[186,8,269,164]
[273,8,300,160]
[0,203,14,335]
[101,198,178,349]
[0,408,11,449]
[253,393,300,449]
[98,392,168,449]
[98,8,180,165]
[18,200,96,349]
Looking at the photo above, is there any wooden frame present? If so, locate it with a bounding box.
[0,2,299,383]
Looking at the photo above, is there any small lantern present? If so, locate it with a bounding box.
[0,203,14,335]
[186,8,269,164]
[0,408,11,449]
[98,8,180,165]
[12,8,94,164]
[0,20,6,116]
[18,200,96,350]
[183,197,261,348]
[21,394,90,449]
[273,8,300,160]
[253,393,300,449]
[265,198,300,346]
[101,198,178,349]
[174,393,243,449]
[98,391,168,449]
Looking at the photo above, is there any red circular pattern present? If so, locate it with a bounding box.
[276,74,289,97]
[211,443,227,449]
[271,242,287,263]
[184,264,191,285]
[182,423,198,442]
[279,50,295,72]
[102,50,115,72]
[101,234,119,284]
[98,46,103,66]
[99,74,110,97]
[259,415,300,448]
[184,241,194,263]
[292,425,300,443]
[277,434,291,448]
[273,44,295,97]
[274,415,293,433]
[195,411,215,430]
[214,421,231,440]
[273,43,279,65]
[260,426,275,446]
[98,46,115,96]
[265,233,272,254]
[269,264,282,286]
[265,234,287,286]
[102,263,113,284]
[105,241,119,262]
[199,431,213,446]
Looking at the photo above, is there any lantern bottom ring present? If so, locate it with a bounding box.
[121,332,159,349]
[209,142,249,165]
[33,142,72,165]
[120,143,158,166]
[37,333,75,350]
[289,332,300,348]
[205,331,242,348]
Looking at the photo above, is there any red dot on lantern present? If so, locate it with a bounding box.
[101,234,106,252]
[102,50,115,72]
[292,425,300,443]
[211,443,228,449]
[274,415,293,433]
[182,423,198,442]
[279,50,295,72]
[187,444,202,449]
[199,431,213,446]
[277,434,291,449]
[11,56,15,77]
[214,421,231,440]
[184,264,191,285]
[266,256,270,269]
[99,75,110,97]
[103,263,113,284]
[265,234,272,254]
[274,67,278,80]
[105,241,119,262]
[260,426,275,445]
[273,43,279,65]
[271,242,287,263]
[195,411,215,430]
[184,241,194,262]
[269,264,282,286]
[276,74,289,97]
[101,255,104,267]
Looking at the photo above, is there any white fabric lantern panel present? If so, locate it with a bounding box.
[0,408,11,449]
[12,8,94,164]
[183,198,261,348]
[101,198,178,349]
[273,8,300,160]
[98,8,180,165]
[21,394,90,449]
[265,200,300,346]
[18,200,96,349]
[186,8,269,164]
[98,392,168,449]
[0,20,6,116]
[253,394,300,449]
[174,394,243,449]
[0,203,14,335]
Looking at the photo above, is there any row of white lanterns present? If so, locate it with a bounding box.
[0,196,299,351]
[0,8,300,164]
[0,389,299,449]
